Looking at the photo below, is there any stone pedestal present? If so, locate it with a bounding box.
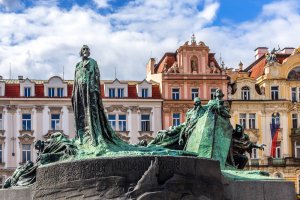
[0,156,296,200]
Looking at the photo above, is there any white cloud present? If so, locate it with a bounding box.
[0,0,299,81]
[93,0,110,9]
[0,0,23,11]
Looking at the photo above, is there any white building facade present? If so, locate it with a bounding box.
[0,76,162,187]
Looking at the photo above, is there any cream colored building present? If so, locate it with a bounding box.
[228,46,300,193]
[0,76,163,187]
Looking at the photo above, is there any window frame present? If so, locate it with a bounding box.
[57,88,64,97]
[241,86,250,100]
[292,113,298,129]
[172,113,181,127]
[141,114,150,131]
[48,87,55,97]
[295,141,300,158]
[108,114,116,130]
[210,88,217,100]
[248,113,256,129]
[141,88,148,98]
[239,113,247,129]
[22,114,31,131]
[191,88,199,100]
[108,88,115,98]
[0,113,2,130]
[118,115,127,131]
[292,87,297,102]
[271,86,279,100]
[117,88,124,98]
[22,144,31,163]
[172,88,180,100]
[51,114,60,130]
[24,87,31,97]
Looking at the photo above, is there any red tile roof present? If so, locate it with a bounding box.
[5,84,20,98]
[35,84,44,98]
[2,82,161,99]
[152,85,161,99]
[246,53,291,79]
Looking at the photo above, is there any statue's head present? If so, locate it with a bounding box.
[215,89,224,99]
[79,45,90,59]
[194,97,201,106]
[233,124,244,138]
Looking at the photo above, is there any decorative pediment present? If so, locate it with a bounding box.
[129,106,139,112]
[139,107,152,114]
[18,134,35,143]
[48,106,62,113]
[19,130,34,135]
[138,134,154,142]
[34,106,44,112]
[105,105,128,113]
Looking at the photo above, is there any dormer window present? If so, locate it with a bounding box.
[109,88,115,98]
[241,86,250,100]
[20,78,35,97]
[117,88,124,98]
[142,88,148,98]
[105,79,128,98]
[44,76,68,97]
[24,87,31,97]
[48,88,55,97]
[57,88,64,97]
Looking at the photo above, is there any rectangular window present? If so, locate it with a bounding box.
[249,113,256,129]
[142,88,148,98]
[141,114,150,131]
[109,88,115,98]
[239,113,247,129]
[293,114,298,129]
[48,88,55,97]
[22,114,31,130]
[292,87,297,102]
[22,144,31,163]
[172,113,181,127]
[0,144,2,163]
[0,113,2,130]
[117,88,124,98]
[276,142,281,158]
[271,86,279,100]
[295,142,300,158]
[191,88,199,100]
[251,148,258,159]
[210,88,217,99]
[172,88,180,100]
[118,115,127,131]
[108,114,116,130]
[51,114,60,130]
[24,87,31,97]
[57,88,64,97]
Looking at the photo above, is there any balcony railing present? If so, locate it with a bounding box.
[291,128,300,135]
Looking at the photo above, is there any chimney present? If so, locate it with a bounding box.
[254,47,268,60]
[146,58,156,75]
[281,47,295,54]
[18,75,23,80]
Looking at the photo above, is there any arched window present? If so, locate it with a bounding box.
[288,66,300,80]
[241,86,250,100]
[272,113,280,125]
[190,56,198,73]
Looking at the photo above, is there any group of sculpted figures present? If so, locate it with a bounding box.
[4,46,265,188]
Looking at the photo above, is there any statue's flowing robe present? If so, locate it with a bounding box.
[72,58,115,146]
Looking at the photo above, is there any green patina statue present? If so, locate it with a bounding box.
[4,47,270,188]
[148,97,206,149]
[72,45,115,146]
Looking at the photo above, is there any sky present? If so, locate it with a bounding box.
[0,0,300,80]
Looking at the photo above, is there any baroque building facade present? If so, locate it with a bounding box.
[0,76,162,187]
[146,35,229,129]
[228,46,300,193]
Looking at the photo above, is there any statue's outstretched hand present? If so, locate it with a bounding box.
[258,144,266,150]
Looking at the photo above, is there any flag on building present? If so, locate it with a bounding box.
[270,123,280,157]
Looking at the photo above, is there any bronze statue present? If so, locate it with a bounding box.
[72,45,115,146]
[228,124,265,169]
[148,97,206,149]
